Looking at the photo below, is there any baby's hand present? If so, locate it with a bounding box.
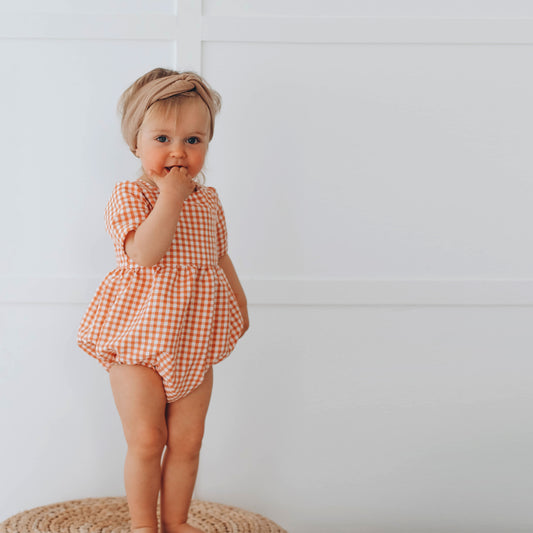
[149,167,197,201]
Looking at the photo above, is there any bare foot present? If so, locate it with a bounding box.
[131,528,158,533]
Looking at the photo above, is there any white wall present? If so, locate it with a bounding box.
[1,2,533,533]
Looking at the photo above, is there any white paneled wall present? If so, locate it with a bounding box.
[1,2,533,533]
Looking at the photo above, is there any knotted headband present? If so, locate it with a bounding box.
[121,73,220,154]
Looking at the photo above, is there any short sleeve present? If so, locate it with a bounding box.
[104,181,151,251]
[213,188,228,259]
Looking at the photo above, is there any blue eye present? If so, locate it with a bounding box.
[156,135,169,143]
[186,137,200,145]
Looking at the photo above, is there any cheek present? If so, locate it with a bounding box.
[193,148,208,166]
[139,151,165,172]
[140,148,161,163]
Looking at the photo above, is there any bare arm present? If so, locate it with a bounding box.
[125,189,184,267]
[125,167,196,267]
[218,254,246,305]
[219,253,249,335]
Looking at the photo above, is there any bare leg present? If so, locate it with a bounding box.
[109,364,168,533]
[160,368,214,533]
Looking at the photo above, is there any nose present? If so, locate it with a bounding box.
[169,142,186,159]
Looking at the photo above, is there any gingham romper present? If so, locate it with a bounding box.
[77,178,244,403]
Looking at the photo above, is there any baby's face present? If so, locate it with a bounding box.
[136,97,210,183]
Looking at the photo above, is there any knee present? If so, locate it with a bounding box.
[127,425,168,457]
[167,427,205,459]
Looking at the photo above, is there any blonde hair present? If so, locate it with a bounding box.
[118,67,222,182]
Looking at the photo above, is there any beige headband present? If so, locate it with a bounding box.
[122,73,217,154]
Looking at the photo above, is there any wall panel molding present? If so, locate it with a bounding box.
[1,14,533,44]
[176,0,202,71]
[1,277,533,306]
[0,13,178,40]
[202,16,533,44]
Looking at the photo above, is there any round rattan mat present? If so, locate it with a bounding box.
[0,496,287,533]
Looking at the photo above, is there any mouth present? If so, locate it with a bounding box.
[165,165,185,172]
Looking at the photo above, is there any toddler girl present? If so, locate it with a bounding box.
[77,67,249,533]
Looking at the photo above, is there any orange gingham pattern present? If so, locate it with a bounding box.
[77,179,244,402]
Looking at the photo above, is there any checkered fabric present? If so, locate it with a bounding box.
[77,179,244,402]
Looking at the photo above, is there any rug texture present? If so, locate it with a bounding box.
[0,496,287,533]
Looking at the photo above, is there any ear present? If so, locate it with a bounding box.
[134,132,141,157]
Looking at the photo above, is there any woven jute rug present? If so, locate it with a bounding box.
[0,496,287,533]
